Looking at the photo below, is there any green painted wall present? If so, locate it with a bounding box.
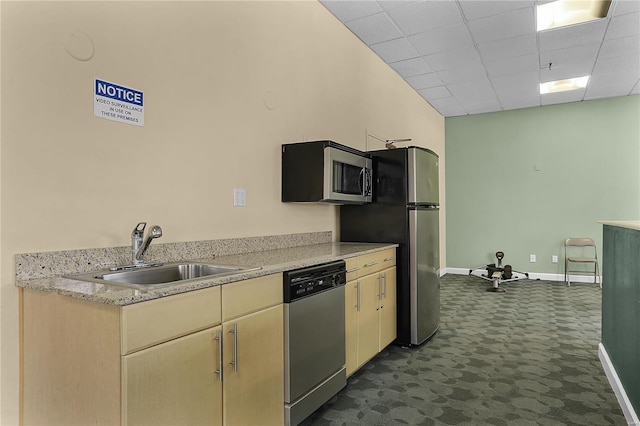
[445,96,640,274]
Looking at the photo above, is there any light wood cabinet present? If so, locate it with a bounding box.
[344,249,397,377]
[222,305,284,425]
[219,272,284,425]
[378,267,397,350]
[122,326,223,425]
[21,273,283,426]
[356,273,380,369]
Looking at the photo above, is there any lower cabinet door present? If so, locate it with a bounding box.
[379,267,397,350]
[223,304,284,426]
[122,326,223,426]
[357,273,380,368]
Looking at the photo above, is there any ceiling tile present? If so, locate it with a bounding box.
[467,8,534,44]
[319,1,383,22]
[539,19,608,51]
[612,0,640,16]
[345,13,403,45]
[599,34,640,59]
[485,53,539,78]
[436,64,487,85]
[540,61,595,81]
[424,46,483,72]
[585,77,639,99]
[540,88,586,106]
[387,1,463,35]
[491,71,540,95]
[408,23,474,56]
[594,53,640,73]
[406,72,442,89]
[461,99,503,115]
[426,96,467,116]
[539,42,601,68]
[369,37,419,63]
[477,33,537,62]
[378,1,420,11]
[458,0,534,21]
[446,78,496,103]
[497,93,541,111]
[590,69,640,87]
[418,86,451,100]
[605,12,640,40]
[389,57,433,78]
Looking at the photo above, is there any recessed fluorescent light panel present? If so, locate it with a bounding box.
[537,0,612,31]
[540,76,590,94]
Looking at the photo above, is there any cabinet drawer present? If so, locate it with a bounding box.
[121,286,221,355]
[359,251,390,277]
[345,257,359,282]
[358,252,381,277]
[222,273,282,321]
[347,248,396,279]
[380,248,397,269]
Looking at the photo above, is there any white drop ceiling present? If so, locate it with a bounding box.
[320,0,640,117]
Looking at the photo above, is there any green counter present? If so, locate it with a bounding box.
[601,221,640,421]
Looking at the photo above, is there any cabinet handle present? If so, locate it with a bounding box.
[377,275,382,300]
[346,267,361,273]
[363,261,378,268]
[383,257,396,262]
[230,323,238,372]
[214,330,223,382]
[356,282,361,312]
[383,273,387,298]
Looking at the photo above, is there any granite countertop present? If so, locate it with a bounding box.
[16,242,397,306]
[599,220,640,231]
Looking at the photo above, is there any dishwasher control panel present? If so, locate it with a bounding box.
[283,260,346,302]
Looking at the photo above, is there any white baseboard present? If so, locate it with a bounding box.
[599,343,640,426]
[442,267,600,284]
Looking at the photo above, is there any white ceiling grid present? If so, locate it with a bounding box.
[320,0,640,117]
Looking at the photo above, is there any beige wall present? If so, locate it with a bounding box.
[0,1,444,422]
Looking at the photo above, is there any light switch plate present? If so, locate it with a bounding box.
[233,188,246,207]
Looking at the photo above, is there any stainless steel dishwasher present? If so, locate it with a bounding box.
[284,260,347,426]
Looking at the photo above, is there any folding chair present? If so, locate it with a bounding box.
[564,238,600,287]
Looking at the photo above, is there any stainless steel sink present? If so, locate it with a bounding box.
[63,263,260,290]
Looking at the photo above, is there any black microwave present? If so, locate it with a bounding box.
[282,141,372,204]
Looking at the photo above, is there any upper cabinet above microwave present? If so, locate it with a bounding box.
[282,141,372,205]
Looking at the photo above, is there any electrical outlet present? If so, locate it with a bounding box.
[552,255,558,263]
[233,188,246,207]
[530,254,537,263]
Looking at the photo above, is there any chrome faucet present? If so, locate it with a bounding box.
[131,222,163,265]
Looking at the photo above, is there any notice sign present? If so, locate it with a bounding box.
[94,79,144,126]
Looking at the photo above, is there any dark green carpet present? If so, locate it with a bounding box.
[304,274,626,425]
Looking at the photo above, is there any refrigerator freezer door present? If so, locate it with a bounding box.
[408,148,439,205]
[409,207,440,345]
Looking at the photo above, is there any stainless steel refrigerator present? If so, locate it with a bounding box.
[340,146,440,346]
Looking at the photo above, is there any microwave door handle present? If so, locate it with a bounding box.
[358,168,365,195]
[362,168,371,196]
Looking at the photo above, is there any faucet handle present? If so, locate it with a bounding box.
[132,222,147,239]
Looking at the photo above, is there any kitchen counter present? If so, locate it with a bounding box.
[598,220,640,231]
[16,242,397,306]
[599,222,640,422]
